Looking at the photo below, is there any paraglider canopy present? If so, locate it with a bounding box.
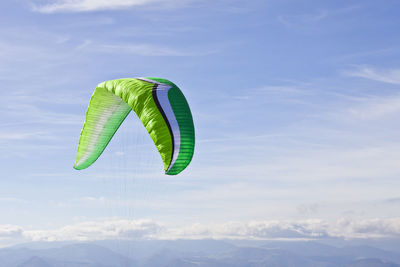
[74,77,195,175]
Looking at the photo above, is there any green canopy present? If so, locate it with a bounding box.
[74,77,195,175]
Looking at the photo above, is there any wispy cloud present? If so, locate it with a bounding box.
[347,94,400,120]
[33,0,187,13]
[297,203,321,215]
[97,43,193,56]
[278,5,361,31]
[344,66,400,85]
[77,41,216,57]
[386,197,400,203]
[0,197,25,203]
[260,85,308,95]
[0,131,48,141]
[278,11,328,28]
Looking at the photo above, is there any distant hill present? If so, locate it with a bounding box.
[1,239,400,267]
[346,258,400,267]
[17,256,52,267]
[0,243,135,267]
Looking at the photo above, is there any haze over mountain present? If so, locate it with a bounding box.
[2,239,400,267]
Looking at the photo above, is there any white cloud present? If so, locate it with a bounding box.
[1,217,399,245]
[169,220,330,240]
[25,219,163,242]
[333,218,400,239]
[149,218,400,240]
[0,225,24,238]
[345,66,400,85]
[33,0,185,13]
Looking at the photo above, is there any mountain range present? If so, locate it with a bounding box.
[1,239,400,267]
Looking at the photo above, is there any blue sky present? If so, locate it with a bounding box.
[1,0,400,246]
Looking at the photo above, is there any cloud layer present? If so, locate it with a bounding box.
[2,217,400,246]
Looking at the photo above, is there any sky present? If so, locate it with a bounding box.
[1,0,400,247]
